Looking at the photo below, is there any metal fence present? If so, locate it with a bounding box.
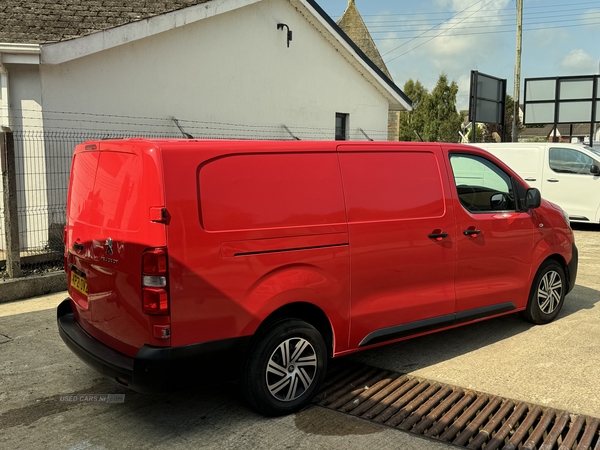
[1,130,87,277]
[0,118,392,279]
[0,129,185,279]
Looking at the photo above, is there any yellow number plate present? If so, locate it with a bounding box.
[71,272,88,297]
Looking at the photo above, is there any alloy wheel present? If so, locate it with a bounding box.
[537,270,563,314]
[266,337,318,402]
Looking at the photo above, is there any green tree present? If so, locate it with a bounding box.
[398,74,463,143]
[398,79,428,141]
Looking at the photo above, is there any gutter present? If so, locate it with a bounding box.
[0,43,41,55]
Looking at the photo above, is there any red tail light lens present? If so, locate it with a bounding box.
[143,288,169,315]
[143,248,167,275]
[142,248,169,315]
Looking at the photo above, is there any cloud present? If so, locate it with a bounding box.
[385,0,513,70]
[382,0,517,111]
[560,49,597,74]
[527,28,571,48]
[580,8,600,27]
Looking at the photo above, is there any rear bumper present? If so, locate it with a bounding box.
[567,243,578,294]
[57,299,251,393]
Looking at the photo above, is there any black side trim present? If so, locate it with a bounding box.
[455,302,516,324]
[57,299,252,393]
[359,314,455,347]
[359,302,516,348]
[567,243,578,293]
[233,243,348,257]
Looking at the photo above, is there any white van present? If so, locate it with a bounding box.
[472,142,600,224]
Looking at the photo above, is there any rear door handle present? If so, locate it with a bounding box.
[463,229,481,237]
[428,232,449,241]
[524,178,536,181]
[73,243,84,252]
[547,179,559,183]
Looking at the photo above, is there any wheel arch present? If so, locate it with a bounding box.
[537,253,571,292]
[252,302,335,358]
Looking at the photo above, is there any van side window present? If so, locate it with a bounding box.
[339,151,445,222]
[199,153,346,231]
[549,148,595,174]
[450,154,515,212]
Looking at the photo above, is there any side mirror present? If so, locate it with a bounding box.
[490,193,508,210]
[591,164,600,175]
[526,188,541,209]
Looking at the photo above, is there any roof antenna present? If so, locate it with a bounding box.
[172,116,194,139]
[414,130,424,142]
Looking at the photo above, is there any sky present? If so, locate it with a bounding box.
[316,0,600,111]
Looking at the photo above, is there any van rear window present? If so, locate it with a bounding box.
[69,152,100,225]
[69,151,141,231]
[199,153,346,231]
[339,152,445,222]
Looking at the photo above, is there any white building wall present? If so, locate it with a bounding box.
[1,63,48,252]
[39,0,389,140]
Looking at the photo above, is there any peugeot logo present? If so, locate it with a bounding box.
[105,238,114,255]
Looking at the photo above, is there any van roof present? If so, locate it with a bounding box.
[79,139,453,153]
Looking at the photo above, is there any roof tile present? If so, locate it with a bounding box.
[0,0,212,44]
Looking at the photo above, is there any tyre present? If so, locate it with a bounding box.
[243,319,327,416]
[523,260,566,325]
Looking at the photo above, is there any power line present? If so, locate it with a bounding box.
[383,0,498,63]
[360,10,600,30]
[363,5,598,25]
[371,19,600,41]
[332,0,600,60]
[380,0,488,58]
[356,0,600,17]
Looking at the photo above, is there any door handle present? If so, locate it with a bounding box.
[524,178,536,182]
[463,229,481,237]
[73,242,84,252]
[546,179,559,183]
[428,232,449,241]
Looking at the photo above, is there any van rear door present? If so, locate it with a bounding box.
[65,140,168,357]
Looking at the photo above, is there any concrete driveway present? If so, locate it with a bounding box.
[1,225,598,449]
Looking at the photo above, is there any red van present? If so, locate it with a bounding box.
[58,139,577,416]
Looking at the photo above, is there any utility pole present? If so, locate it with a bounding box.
[512,0,523,142]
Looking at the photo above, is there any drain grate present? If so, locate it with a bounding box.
[315,362,600,450]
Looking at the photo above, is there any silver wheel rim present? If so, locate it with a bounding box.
[537,270,563,314]
[266,337,317,402]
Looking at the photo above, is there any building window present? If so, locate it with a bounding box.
[335,113,348,140]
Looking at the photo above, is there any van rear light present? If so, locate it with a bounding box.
[143,248,167,275]
[143,288,169,315]
[143,276,166,287]
[142,248,169,315]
